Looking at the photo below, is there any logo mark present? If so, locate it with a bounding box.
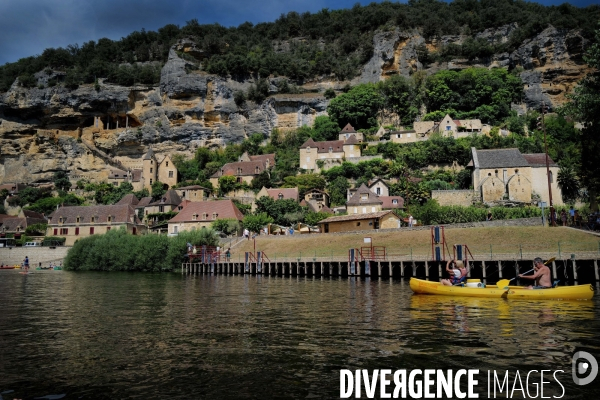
[572,351,598,385]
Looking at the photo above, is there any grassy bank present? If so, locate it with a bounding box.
[230,226,598,261]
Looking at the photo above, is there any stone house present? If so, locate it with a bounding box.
[175,185,210,202]
[348,178,389,199]
[0,210,47,238]
[46,197,145,246]
[144,190,182,226]
[390,130,423,144]
[338,123,364,142]
[317,210,402,233]
[299,134,360,171]
[347,180,404,213]
[107,148,179,191]
[167,200,244,235]
[209,153,275,188]
[413,121,437,136]
[303,189,330,211]
[252,187,300,212]
[347,184,383,215]
[437,114,482,138]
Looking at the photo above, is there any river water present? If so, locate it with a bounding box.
[0,270,598,399]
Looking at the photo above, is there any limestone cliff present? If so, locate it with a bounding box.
[0,26,590,184]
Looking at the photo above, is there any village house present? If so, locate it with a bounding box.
[347,184,383,215]
[347,180,404,213]
[338,123,364,142]
[437,114,482,138]
[167,200,244,235]
[143,190,183,231]
[390,129,423,144]
[302,189,330,212]
[0,210,47,239]
[299,134,361,171]
[175,185,210,202]
[46,196,146,246]
[106,148,179,191]
[209,153,276,188]
[317,210,402,233]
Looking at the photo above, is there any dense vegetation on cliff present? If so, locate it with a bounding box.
[1,0,598,91]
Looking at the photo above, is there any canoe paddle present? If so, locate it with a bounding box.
[496,257,556,289]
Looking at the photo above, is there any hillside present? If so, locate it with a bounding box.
[0,0,598,186]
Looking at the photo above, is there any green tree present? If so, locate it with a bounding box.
[211,218,241,236]
[327,176,351,206]
[218,176,237,196]
[557,165,581,204]
[282,174,326,198]
[304,211,330,226]
[53,171,72,192]
[151,180,167,200]
[242,213,273,233]
[251,171,272,190]
[327,83,384,129]
[312,115,339,141]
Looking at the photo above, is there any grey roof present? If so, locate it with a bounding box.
[116,194,139,206]
[143,147,155,160]
[136,197,153,208]
[149,190,182,206]
[347,184,383,206]
[472,147,530,169]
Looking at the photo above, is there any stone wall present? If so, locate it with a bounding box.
[0,246,70,266]
[432,190,475,206]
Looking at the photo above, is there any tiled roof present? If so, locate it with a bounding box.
[414,121,436,134]
[347,184,383,206]
[21,210,46,219]
[0,214,19,223]
[116,194,140,206]
[48,204,141,225]
[340,123,356,134]
[472,147,530,169]
[265,188,299,201]
[1,217,27,231]
[368,177,388,188]
[522,154,558,167]
[149,190,182,206]
[453,120,462,126]
[343,134,359,145]
[317,210,396,224]
[211,161,266,178]
[176,185,209,190]
[131,169,142,182]
[178,199,192,210]
[0,183,28,194]
[137,197,153,208]
[168,200,244,223]
[380,196,405,209]
[248,153,275,167]
[300,139,345,153]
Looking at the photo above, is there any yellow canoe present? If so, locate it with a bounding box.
[409,278,595,301]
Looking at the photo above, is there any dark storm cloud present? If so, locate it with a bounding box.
[0,0,597,65]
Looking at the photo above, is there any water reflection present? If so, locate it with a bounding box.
[0,271,598,399]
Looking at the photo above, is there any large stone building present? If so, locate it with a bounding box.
[299,134,361,171]
[0,210,47,237]
[470,147,562,205]
[46,196,146,246]
[167,200,244,235]
[107,148,179,191]
[209,153,275,188]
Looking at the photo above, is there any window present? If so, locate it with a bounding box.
[515,169,519,174]
[306,147,310,152]
[371,207,376,212]
[107,216,112,222]
[361,194,368,200]
[75,227,79,236]
[76,217,80,223]
[357,222,361,226]
[397,134,401,138]
[392,199,398,204]
[278,193,283,200]
[59,217,63,224]
[237,167,242,174]
[90,227,94,234]
[376,188,381,195]
[255,166,260,174]
[159,206,164,212]
[212,213,218,219]
[150,168,153,173]
[549,171,553,183]
[192,214,197,221]
[407,133,411,138]
[446,126,451,131]
[106,227,111,231]
[374,220,380,229]
[169,171,173,178]
[166,161,169,167]
[113,182,118,186]
[329,147,333,152]
[150,179,153,185]
[151,160,153,164]
[362,207,367,213]
[354,207,357,214]
[202,213,207,220]
[133,227,137,235]
[173,226,178,233]
[53,228,58,235]
[236,177,242,183]
[60,228,68,235]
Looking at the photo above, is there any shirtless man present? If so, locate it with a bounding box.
[519,257,551,289]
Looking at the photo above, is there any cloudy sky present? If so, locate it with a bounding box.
[0,0,597,65]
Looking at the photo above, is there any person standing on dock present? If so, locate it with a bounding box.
[519,257,551,289]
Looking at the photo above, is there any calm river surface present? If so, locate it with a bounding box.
[0,271,598,399]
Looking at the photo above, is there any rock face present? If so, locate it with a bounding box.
[0,26,590,184]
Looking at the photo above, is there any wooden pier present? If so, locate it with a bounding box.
[182,256,600,284]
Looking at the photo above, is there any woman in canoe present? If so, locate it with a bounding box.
[441,259,468,286]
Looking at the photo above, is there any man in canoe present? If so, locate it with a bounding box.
[441,259,467,286]
[519,257,551,289]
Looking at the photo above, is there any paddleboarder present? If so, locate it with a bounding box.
[23,256,30,273]
[519,257,551,289]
